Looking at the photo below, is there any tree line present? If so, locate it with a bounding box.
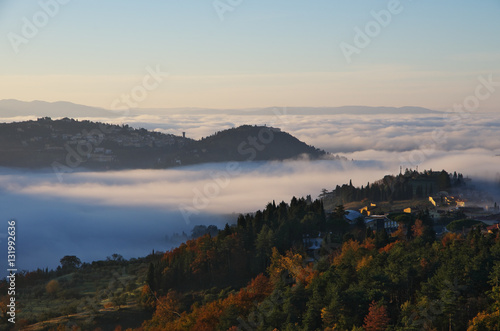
[321,170,464,206]
[138,186,500,330]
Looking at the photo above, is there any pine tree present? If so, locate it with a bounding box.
[146,263,156,291]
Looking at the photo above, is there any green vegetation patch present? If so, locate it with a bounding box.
[447,218,483,231]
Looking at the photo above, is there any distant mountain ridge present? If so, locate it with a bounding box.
[147,106,442,116]
[0,99,442,118]
[0,118,328,170]
[0,99,117,118]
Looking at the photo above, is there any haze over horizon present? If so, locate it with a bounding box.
[1,1,499,111]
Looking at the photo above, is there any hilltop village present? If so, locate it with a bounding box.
[318,169,500,244]
[0,118,325,169]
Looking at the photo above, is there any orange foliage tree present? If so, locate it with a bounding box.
[142,274,274,331]
[268,247,318,286]
[363,301,390,331]
[412,219,425,237]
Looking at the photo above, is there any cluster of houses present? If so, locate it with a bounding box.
[303,205,500,262]
[428,192,466,208]
[53,128,180,150]
[350,191,500,238]
[332,186,500,238]
[344,209,399,232]
[18,119,187,163]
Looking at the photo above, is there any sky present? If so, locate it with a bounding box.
[1,0,499,110]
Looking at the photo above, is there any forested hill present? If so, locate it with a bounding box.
[11,190,500,330]
[320,169,467,210]
[5,169,500,329]
[0,118,327,169]
[193,125,324,163]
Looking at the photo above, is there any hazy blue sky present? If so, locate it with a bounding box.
[1,0,499,110]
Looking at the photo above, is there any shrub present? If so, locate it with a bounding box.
[447,219,482,232]
[46,279,60,295]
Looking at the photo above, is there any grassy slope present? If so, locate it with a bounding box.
[5,260,150,331]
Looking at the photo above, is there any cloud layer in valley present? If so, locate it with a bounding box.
[1,150,499,271]
[2,108,500,156]
[1,109,499,271]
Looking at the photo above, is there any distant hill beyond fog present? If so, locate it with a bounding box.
[0,99,442,118]
[0,118,330,170]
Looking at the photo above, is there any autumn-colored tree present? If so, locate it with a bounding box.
[356,255,373,271]
[468,261,500,330]
[362,237,376,250]
[142,274,273,331]
[363,301,390,331]
[150,291,183,325]
[191,300,224,331]
[245,273,273,298]
[391,223,406,240]
[0,296,10,324]
[412,219,425,237]
[441,232,462,247]
[378,241,399,254]
[267,248,318,286]
[467,310,500,330]
[140,284,156,310]
[333,240,361,266]
[189,235,217,278]
[46,279,60,295]
[58,188,500,331]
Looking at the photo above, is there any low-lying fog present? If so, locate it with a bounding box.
[1,111,499,271]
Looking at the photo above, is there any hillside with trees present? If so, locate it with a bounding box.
[0,118,327,170]
[2,172,500,330]
[320,169,466,211]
